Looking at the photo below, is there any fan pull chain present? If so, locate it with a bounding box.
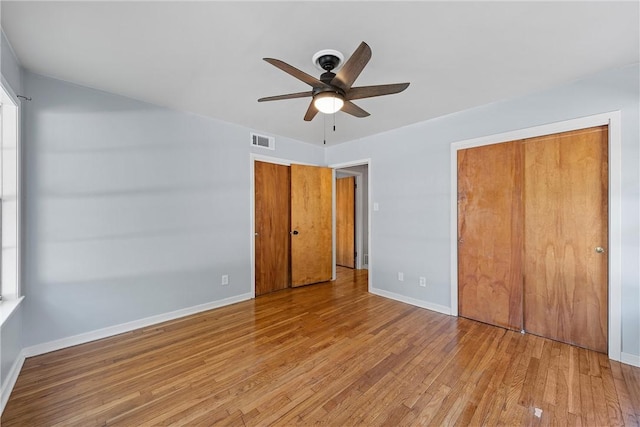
[333,109,336,132]
[323,113,327,145]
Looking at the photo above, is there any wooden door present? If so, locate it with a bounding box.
[290,164,333,287]
[458,142,524,330]
[523,126,608,353]
[255,161,290,296]
[336,176,356,268]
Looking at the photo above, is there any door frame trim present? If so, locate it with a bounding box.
[450,111,622,361]
[249,154,317,298]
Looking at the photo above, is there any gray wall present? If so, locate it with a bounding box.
[22,71,323,347]
[1,30,22,94]
[326,63,640,358]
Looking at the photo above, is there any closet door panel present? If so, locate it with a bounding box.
[458,142,523,330]
[255,161,291,296]
[523,126,608,353]
[290,164,333,287]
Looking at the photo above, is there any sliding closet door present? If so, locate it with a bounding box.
[523,126,608,353]
[457,142,524,330]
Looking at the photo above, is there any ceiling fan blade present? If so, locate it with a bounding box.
[304,100,319,121]
[264,58,330,88]
[331,41,372,91]
[341,101,370,118]
[346,83,410,100]
[258,91,313,102]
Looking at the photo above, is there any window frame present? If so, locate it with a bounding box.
[0,77,22,306]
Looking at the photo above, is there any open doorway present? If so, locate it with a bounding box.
[333,163,369,271]
[336,174,356,269]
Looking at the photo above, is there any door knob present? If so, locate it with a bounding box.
[291,230,299,235]
[595,246,605,254]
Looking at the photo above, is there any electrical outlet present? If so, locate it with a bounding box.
[398,272,404,281]
[419,277,427,287]
[221,275,229,286]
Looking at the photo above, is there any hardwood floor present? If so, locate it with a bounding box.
[3,267,639,426]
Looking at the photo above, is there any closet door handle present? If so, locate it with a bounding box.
[595,246,605,254]
[291,230,299,235]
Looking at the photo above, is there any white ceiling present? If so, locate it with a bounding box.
[2,1,638,145]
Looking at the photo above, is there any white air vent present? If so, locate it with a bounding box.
[251,133,275,150]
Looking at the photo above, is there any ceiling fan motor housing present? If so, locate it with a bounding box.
[312,49,344,71]
[320,71,336,85]
[316,54,340,71]
[318,55,340,84]
[313,51,343,85]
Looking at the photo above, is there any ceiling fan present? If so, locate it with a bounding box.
[258,41,410,121]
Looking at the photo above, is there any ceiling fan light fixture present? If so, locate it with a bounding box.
[259,42,409,122]
[314,92,344,114]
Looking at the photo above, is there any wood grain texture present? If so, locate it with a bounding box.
[290,164,332,286]
[2,267,638,426]
[336,176,355,268]
[523,126,608,353]
[346,83,410,101]
[332,41,371,91]
[254,161,290,296]
[458,141,524,330]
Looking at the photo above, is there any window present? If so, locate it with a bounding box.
[0,83,20,302]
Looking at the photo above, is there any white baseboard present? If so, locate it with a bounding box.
[370,288,640,368]
[621,352,640,368]
[1,349,25,415]
[370,287,451,316]
[23,293,252,358]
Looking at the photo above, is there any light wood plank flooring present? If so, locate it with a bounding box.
[2,268,639,426]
